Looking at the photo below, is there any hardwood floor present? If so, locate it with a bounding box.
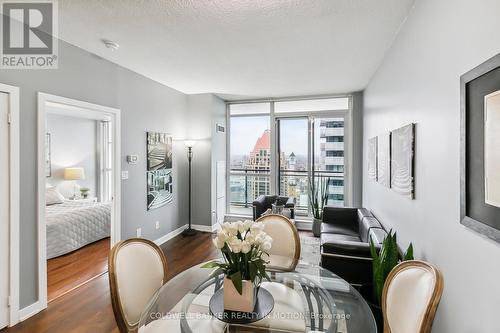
[47,238,110,302]
[2,231,218,333]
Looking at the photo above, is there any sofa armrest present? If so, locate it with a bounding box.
[253,195,268,220]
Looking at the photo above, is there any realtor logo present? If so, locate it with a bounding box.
[1,0,58,69]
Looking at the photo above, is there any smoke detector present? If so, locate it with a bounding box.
[102,39,119,51]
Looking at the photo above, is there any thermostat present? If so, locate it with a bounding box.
[127,154,139,164]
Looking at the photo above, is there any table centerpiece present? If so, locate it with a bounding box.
[203,220,272,313]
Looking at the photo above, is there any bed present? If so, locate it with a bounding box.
[46,200,111,259]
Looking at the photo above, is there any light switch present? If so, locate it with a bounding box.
[121,171,129,180]
[127,154,139,164]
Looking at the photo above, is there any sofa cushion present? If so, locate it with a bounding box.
[322,207,358,228]
[321,223,359,237]
[320,233,375,258]
[321,233,360,247]
[359,217,383,242]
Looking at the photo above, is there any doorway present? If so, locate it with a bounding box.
[276,114,349,217]
[37,93,121,308]
[0,83,20,328]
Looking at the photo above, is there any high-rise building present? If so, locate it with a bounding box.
[319,119,345,206]
[246,130,271,200]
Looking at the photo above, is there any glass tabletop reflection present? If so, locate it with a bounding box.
[138,260,376,333]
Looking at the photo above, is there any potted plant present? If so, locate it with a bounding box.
[308,176,330,237]
[80,187,90,199]
[203,220,272,312]
[366,230,413,330]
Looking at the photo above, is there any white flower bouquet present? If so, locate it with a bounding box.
[203,220,273,311]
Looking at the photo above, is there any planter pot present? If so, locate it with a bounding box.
[223,277,256,312]
[312,217,322,237]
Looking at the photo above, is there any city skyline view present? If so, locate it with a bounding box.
[229,116,346,214]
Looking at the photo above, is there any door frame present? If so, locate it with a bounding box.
[36,93,121,312]
[274,110,353,218]
[0,84,20,327]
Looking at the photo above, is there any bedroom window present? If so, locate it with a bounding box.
[99,121,113,202]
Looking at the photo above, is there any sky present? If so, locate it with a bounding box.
[230,116,308,157]
[230,115,343,158]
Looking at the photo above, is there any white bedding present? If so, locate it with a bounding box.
[46,200,111,259]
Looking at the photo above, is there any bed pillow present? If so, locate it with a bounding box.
[46,186,65,205]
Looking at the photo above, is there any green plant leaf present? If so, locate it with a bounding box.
[249,262,257,282]
[404,243,414,261]
[230,271,243,295]
[384,233,399,277]
[201,261,220,268]
[209,267,224,279]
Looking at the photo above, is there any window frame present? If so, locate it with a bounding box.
[226,95,354,220]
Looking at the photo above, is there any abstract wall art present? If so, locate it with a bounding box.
[377,132,391,188]
[391,124,415,198]
[146,132,173,210]
[368,137,378,181]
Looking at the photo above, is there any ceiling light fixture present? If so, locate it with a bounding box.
[102,39,119,51]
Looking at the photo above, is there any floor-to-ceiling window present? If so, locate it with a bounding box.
[227,96,352,219]
[228,103,271,215]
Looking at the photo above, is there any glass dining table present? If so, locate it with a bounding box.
[138,260,377,333]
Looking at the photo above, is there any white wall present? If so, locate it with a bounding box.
[363,0,500,332]
[46,114,97,198]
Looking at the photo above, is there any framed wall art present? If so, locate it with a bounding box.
[146,132,173,210]
[377,132,391,188]
[367,136,378,181]
[391,124,415,199]
[461,52,500,243]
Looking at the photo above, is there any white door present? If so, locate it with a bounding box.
[0,92,10,329]
[216,161,226,224]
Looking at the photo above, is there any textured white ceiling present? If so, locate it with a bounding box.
[59,0,415,99]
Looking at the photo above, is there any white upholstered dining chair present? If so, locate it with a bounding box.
[109,238,169,333]
[255,214,301,271]
[382,260,444,333]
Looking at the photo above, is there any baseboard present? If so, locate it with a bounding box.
[154,223,218,247]
[192,224,218,233]
[18,301,44,322]
[154,224,187,246]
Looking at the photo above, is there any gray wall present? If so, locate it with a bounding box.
[351,91,363,207]
[46,114,98,198]
[1,39,193,308]
[363,0,500,332]
[210,98,227,226]
[186,94,226,227]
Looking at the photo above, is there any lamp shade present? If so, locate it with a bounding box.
[184,140,197,148]
[64,167,85,180]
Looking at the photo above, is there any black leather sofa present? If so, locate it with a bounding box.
[320,207,387,285]
[252,195,295,220]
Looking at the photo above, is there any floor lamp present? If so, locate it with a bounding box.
[182,140,197,236]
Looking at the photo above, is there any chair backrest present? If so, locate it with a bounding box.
[109,238,168,333]
[382,260,444,333]
[255,214,301,271]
